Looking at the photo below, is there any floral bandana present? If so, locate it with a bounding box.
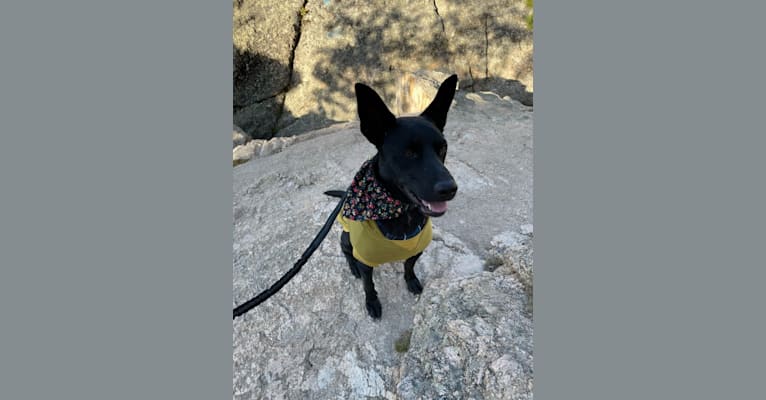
[341,158,404,221]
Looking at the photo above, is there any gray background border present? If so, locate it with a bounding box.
[1,0,765,398]
[536,0,766,398]
[0,1,232,398]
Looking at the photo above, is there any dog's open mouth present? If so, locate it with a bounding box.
[420,199,448,216]
[401,187,449,217]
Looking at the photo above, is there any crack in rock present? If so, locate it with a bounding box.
[273,0,310,139]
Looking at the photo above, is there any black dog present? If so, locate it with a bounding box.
[333,75,459,319]
[232,75,459,320]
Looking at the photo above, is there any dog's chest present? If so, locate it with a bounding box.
[375,208,428,240]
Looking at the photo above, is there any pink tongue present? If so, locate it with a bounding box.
[422,200,448,213]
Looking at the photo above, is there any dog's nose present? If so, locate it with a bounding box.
[434,180,458,200]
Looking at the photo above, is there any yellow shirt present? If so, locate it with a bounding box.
[336,213,432,267]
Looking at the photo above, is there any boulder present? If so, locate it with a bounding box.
[233,93,285,139]
[470,77,533,106]
[436,0,534,91]
[232,0,534,137]
[233,121,357,166]
[233,135,299,166]
[233,0,305,138]
[275,0,452,136]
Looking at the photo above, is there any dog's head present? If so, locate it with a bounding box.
[354,75,459,217]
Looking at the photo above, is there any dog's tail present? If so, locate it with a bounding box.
[324,190,346,198]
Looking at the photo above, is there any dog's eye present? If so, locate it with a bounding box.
[404,148,418,159]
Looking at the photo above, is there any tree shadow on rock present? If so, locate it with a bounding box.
[299,1,532,133]
[234,48,341,140]
[295,3,453,131]
[233,48,292,139]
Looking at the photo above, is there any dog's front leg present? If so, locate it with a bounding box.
[404,252,424,295]
[357,263,382,319]
[340,232,361,279]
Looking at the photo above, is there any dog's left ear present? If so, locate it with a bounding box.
[421,74,458,132]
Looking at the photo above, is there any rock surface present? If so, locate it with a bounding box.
[437,0,534,92]
[233,122,355,165]
[233,125,251,148]
[233,0,534,138]
[233,0,305,138]
[398,270,533,400]
[233,91,533,399]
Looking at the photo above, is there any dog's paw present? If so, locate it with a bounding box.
[406,277,423,295]
[365,297,382,319]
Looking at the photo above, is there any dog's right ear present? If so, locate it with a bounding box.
[355,83,396,148]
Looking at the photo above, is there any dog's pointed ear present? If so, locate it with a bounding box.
[355,83,396,147]
[421,74,458,131]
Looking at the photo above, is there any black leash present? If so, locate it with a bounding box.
[233,191,347,319]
